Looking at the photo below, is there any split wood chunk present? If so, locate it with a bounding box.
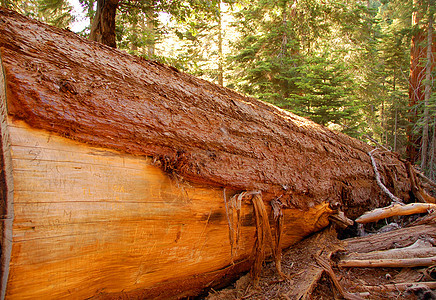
[355,202,436,224]
[313,256,364,300]
[342,239,436,261]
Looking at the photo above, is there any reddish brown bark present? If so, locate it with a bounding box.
[407,0,436,163]
[0,8,412,217]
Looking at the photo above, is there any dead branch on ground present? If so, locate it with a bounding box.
[355,202,436,224]
[344,224,436,253]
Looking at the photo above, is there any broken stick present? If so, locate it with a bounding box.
[355,202,436,224]
[338,256,436,268]
[344,224,436,253]
[342,247,436,261]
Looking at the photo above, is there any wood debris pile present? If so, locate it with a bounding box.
[207,181,436,300]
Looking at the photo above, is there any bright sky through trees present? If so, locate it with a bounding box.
[68,0,88,32]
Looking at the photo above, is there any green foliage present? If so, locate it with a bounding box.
[227,0,368,135]
[37,0,73,28]
[5,0,74,29]
[114,0,225,59]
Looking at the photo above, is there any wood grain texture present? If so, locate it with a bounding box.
[5,119,335,299]
[0,7,411,215]
[344,224,436,253]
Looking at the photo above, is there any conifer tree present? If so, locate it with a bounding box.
[228,0,369,135]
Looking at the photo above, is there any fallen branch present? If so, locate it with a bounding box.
[344,224,436,253]
[360,281,436,292]
[368,149,404,205]
[364,135,391,152]
[341,240,436,261]
[338,256,436,268]
[409,211,436,226]
[355,202,436,224]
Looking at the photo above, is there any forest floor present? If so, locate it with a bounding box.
[205,214,436,300]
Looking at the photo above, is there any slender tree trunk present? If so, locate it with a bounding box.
[394,107,398,152]
[430,115,436,179]
[89,0,119,48]
[131,12,138,52]
[145,1,155,57]
[393,74,398,152]
[217,1,224,87]
[381,80,386,145]
[421,0,434,172]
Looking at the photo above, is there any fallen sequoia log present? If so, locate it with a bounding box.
[0,7,417,300]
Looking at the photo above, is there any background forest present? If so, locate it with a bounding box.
[1,0,435,180]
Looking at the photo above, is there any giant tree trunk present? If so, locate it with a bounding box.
[407,0,436,163]
[421,1,434,174]
[89,0,119,48]
[0,7,416,300]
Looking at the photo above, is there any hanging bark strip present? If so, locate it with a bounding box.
[368,149,404,205]
[223,190,250,263]
[250,193,277,283]
[223,188,235,264]
[0,8,425,299]
[271,198,286,279]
